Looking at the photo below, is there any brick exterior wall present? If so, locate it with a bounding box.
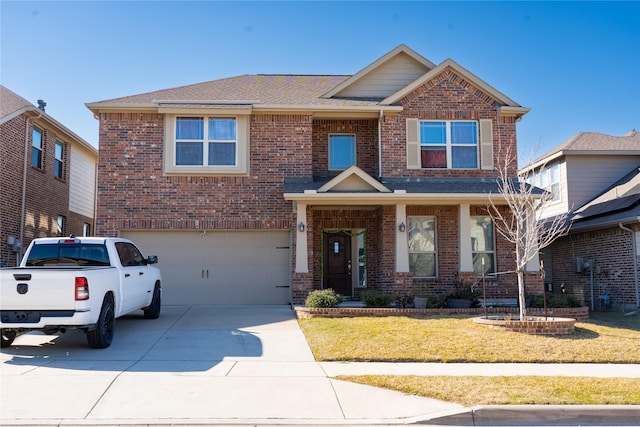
[312,119,378,175]
[545,224,640,310]
[381,68,519,178]
[1,113,89,267]
[94,67,532,305]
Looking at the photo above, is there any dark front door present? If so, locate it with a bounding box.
[323,231,352,297]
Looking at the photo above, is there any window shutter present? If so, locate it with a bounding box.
[479,119,494,170]
[406,118,420,169]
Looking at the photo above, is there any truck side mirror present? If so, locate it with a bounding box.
[147,255,158,265]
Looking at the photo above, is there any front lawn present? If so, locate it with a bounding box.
[298,312,640,363]
[298,312,640,405]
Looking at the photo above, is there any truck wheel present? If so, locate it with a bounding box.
[87,299,115,348]
[1,330,17,348]
[143,285,161,319]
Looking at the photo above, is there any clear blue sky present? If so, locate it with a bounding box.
[2,1,639,165]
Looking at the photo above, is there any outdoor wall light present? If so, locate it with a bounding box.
[398,222,406,232]
[298,222,306,232]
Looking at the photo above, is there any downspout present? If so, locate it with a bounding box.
[378,109,383,179]
[619,223,640,310]
[20,110,42,264]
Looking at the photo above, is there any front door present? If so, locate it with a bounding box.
[323,231,352,297]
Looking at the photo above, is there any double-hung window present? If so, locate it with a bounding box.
[175,117,236,166]
[408,216,437,277]
[470,216,495,275]
[420,121,478,169]
[32,127,43,169]
[329,134,356,170]
[165,114,249,175]
[54,140,64,179]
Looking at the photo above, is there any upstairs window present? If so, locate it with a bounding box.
[528,163,561,202]
[406,119,493,170]
[32,127,43,169]
[420,121,478,169]
[164,114,249,175]
[329,134,356,170]
[175,117,236,166]
[54,140,65,179]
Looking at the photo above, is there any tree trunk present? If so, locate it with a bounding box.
[517,270,527,320]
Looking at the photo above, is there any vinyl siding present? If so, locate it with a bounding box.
[69,144,96,219]
[338,52,429,98]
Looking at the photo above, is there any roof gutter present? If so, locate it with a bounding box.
[619,223,640,310]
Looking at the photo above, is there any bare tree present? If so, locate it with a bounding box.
[488,146,570,320]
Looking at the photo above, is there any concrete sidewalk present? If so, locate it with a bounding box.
[1,305,638,426]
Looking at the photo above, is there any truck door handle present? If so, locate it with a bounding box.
[139,272,144,276]
[125,273,130,278]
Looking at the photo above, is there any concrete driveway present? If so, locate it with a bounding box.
[0,305,462,425]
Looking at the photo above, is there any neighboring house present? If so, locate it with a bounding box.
[520,131,640,311]
[86,44,541,305]
[0,85,98,267]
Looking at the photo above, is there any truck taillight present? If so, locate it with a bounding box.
[75,277,89,301]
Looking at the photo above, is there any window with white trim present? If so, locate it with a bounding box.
[408,216,436,277]
[54,140,65,179]
[329,134,356,170]
[406,119,493,170]
[164,115,249,175]
[470,216,495,275]
[32,127,43,169]
[527,163,561,202]
[420,121,478,169]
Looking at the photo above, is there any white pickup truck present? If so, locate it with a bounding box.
[0,236,162,349]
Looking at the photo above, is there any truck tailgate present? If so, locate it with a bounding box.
[0,268,109,311]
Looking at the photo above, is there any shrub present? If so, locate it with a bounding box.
[362,290,394,308]
[305,289,343,308]
[529,293,583,308]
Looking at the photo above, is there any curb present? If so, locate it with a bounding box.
[425,405,640,425]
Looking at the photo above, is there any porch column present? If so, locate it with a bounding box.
[295,202,308,273]
[459,203,473,272]
[396,204,409,272]
[525,213,541,272]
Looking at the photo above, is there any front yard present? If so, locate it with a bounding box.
[298,311,640,405]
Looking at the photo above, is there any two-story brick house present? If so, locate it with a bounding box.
[520,131,640,311]
[86,45,540,305]
[1,85,98,267]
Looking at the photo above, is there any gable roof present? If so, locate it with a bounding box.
[525,131,640,170]
[86,45,528,119]
[569,165,640,230]
[322,44,436,99]
[1,85,97,155]
[1,85,35,123]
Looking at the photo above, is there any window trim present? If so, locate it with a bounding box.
[328,133,356,171]
[54,140,65,179]
[164,114,250,175]
[470,215,495,275]
[407,215,437,278]
[32,126,43,169]
[419,120,479,169]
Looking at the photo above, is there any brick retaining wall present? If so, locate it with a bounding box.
[294,306,590,322]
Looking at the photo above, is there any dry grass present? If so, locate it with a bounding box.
[337,375,640,405]
[299,312,640,405]
[298,312,640,363]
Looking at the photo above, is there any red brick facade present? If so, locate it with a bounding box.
[94,64,539,304]
[544,224,640,310]
[1,112,93,267]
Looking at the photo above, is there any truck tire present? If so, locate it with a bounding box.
[87,299,115,348]
[143,284,161,319]
[1,330,17,348]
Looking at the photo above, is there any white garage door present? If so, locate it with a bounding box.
[121,230,291,305]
